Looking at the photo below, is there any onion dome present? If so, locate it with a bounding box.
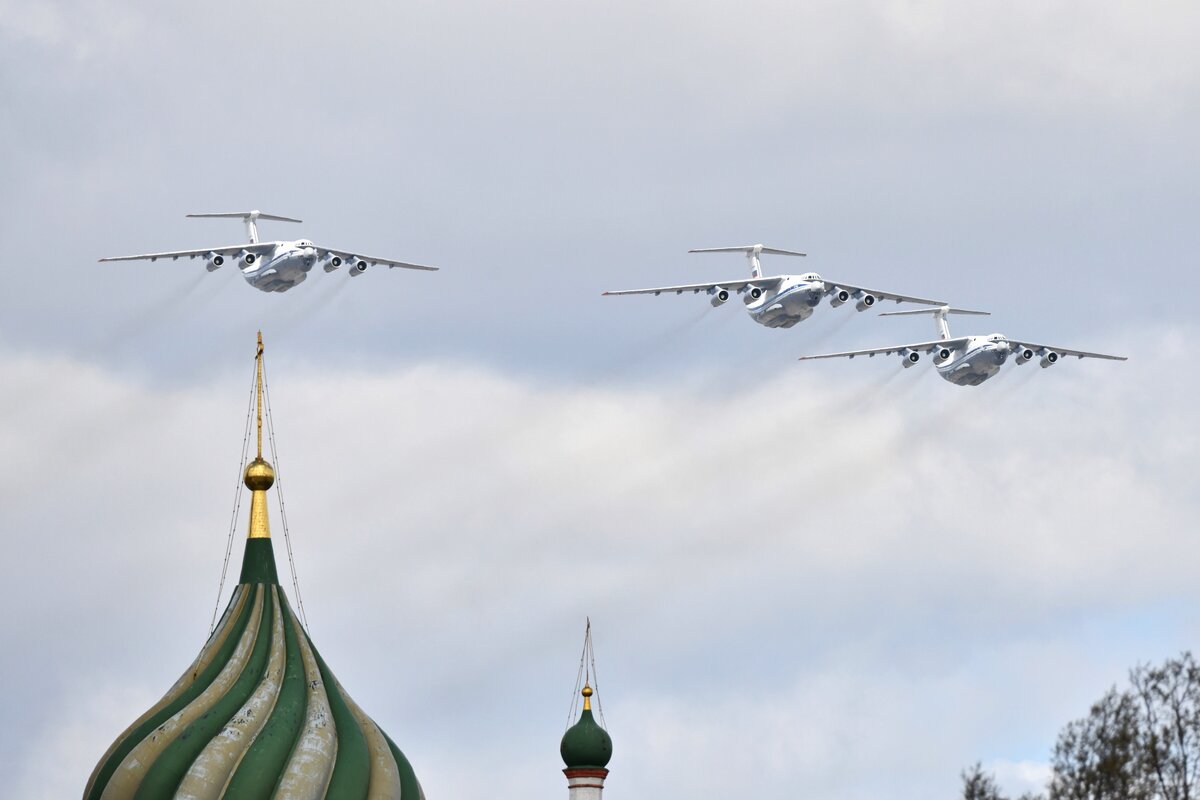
[84,334,423,800]
[560,685,612,769]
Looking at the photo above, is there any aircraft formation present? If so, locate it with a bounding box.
[603,244,1126,387]
[102,219,1125,387]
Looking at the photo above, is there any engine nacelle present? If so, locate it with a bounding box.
[1015,347,1035,365]
[1040,351,1060,368]
[205,253,225,272]
[322,255,343,273]
[348,260,369,277]
[709,287,730,307]
[829,288,851,308]
[900,349,921,368]
[240,251,257,268]
[934,347,953,364]
[741,285,763,304]
[854,293,877,312]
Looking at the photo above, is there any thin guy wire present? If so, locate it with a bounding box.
[589,624,606,728]
[262,360,309,631]
[210,360,257,634]
[566,618,594,730]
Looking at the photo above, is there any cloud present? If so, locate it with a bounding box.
[1,0,1196,387]
[0,325,1191,798]
[988,758,1054,797]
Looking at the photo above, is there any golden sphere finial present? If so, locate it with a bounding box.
[243,456,275,491]
[582,685,593,698]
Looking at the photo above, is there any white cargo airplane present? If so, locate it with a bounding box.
[798,306,1127,386]
[99,210,437,293]
[602,244,946,328]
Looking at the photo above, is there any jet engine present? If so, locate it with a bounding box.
[742,285,763,304]
[322,255,343,273]
[829,288,851,308]
[900,349,921,368]
[854,293,877,312]
[934,347,953,364]
[348,260,369,277]
[240,252,257,268]
[1040,351,1060,368]
[1015,347,1035,365]
[709,287,730,307]
[205,253,225,272]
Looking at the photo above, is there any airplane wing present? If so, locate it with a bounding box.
[315,246,438,271]
[798,338,972,360]
[603,276,784,297]
[98,242,272,263]
[820,279,944,306]
[1007,340,1127,361]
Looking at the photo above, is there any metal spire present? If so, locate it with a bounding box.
[244,331,275,539]
[256,331,264,459]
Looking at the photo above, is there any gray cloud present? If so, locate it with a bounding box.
[1,2,1195,797]
[1,0,1195,380]
[0,321,1191,798]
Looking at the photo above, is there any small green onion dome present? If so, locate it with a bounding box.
[560,685,612,769]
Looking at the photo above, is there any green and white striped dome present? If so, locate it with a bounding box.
[84,542,422,800]
[85,336,422,800]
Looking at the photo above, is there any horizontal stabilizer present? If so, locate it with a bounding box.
[187,211,302,223]
[879,306,990,317]
[689,245,806,257]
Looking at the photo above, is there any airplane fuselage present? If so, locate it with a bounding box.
[743,273,829,328]
[238,240,319,293]
[935,334,1011,386]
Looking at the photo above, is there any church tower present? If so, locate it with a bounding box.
[560,684,613,800]
[84,334,423,800]
[560,623,612,800]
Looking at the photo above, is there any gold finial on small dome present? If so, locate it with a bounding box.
[582,683,593,710]
[244,457,275,491]
[246,332,274,539]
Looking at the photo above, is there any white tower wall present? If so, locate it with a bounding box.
[565,768,608,800]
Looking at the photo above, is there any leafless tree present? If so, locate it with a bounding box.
[962,762,1046,800]
[1131,653,1200,800]
[963,763,1007,800]
[1049,687,1150,800]
[964,653,1200,800]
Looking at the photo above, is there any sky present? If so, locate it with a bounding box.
[0,1,1197,797]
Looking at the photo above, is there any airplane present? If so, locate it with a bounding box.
[99,210,438,293]
[602,244,946,328]
[797,306,1127,386]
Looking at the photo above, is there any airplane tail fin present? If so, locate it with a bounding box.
[880,305,989,340]
[186,210,302,244]
[688,244,805,279]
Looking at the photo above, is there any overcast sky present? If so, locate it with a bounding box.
[1,1,1198,798]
